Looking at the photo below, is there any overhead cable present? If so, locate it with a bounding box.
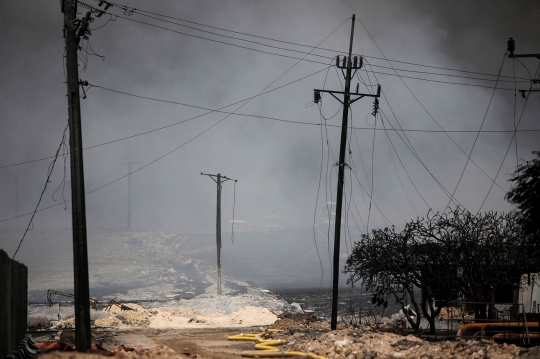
[91,0,530,81]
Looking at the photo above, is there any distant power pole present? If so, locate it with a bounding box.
[201,172,237,295]
[313,14,381,330]
[62,0,92,351]
[121,162,139,231]
[14,178,19,229]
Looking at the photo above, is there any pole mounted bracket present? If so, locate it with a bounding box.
[507,37,540,60]
[314,84,381,105]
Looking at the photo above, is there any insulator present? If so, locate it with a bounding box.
[507,37,515,56]
[342,56,347,68]
[356,83,359,93]
[98,0,104,6]
[353,56,358,68]
[335,56,340,67]
[314,90,321,104]
[104,3,112,10]
[372,98,379,116]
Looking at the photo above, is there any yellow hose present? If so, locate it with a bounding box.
[227,328,325,359]
[241,350,325,358]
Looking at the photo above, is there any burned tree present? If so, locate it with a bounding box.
[344,225,450,332]
[506,150,540,271]
[345,208,526,333]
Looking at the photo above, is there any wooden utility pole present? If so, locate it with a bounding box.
[121,162,138,231]
[62,0,92,351]
[313,14,381,330]
[201,172,237,295]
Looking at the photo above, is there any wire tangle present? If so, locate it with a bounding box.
[12,122,70,259]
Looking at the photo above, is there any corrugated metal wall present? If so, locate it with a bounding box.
[0,249,28,359]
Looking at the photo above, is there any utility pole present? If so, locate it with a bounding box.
[313,14,381,330]
[14,178,19,229]
[121,162,138,231]
[201,172,237,295]
[62,0,92,351]
[507,38,540,98]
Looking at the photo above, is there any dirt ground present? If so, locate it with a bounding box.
[32,306,540,359]
[34,323,540,359]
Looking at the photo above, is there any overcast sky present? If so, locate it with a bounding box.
[1,1,539,257]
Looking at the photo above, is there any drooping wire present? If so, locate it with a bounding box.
[357,69,430,213]
[0,67,340,224]
[12,123,69,259]
[443,52,507,212]
[478,62,540,213]
[51,127,70,210]
[0,66,330,170]
[381,118,430,209]
[382,117,419,217]
[366,111,377,232]
[360,59,471,208]
[85,36,106,61]
[357,22,509,197]
[311,60,336,289]
[89,14,115,30]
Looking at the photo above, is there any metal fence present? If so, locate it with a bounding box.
[0,249,28,359]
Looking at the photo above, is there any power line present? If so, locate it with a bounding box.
[80,2,533,88]
[381,119,430,209]
[357,22,510,197]
[12,124,69,259]
[356,66,467,208]
[3,82,539,170]
[477,63,540,213]
[1,64,332,169]
[90,0,531,82]
[444,53,507,212]
[1,15,350,230]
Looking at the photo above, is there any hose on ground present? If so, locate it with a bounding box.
[227,328,325,359]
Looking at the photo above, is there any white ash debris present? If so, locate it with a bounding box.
[145,289,290,315]
[51,290,288,329]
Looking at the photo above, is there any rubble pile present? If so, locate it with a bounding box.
[286,325,539,359]
[37,345,185,359]
[437,307,474,321]
[52,303,278,329]
[270,312,331,331]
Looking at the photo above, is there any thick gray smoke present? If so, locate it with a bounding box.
[0,1,538,289]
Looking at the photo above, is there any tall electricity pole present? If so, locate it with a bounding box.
[121,162,138,231]
[313,14,381,330]
[62,0,92,351]
[201,172,237,295]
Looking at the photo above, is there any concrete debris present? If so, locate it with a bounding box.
[286,325,530,359]
[51,303,278,329]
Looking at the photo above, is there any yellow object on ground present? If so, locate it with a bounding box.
[227,328,325,359]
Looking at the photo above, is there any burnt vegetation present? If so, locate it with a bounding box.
[345,207,528,333]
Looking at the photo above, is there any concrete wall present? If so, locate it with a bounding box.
[0,249,28,359]
[518,274,540,313]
